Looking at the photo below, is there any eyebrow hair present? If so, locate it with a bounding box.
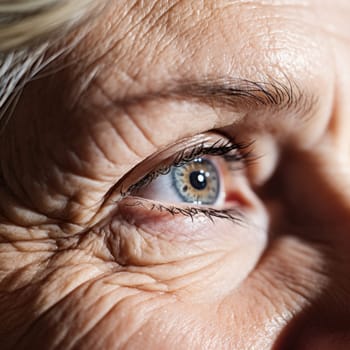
[98,76,318,119]
[164,77,318,117]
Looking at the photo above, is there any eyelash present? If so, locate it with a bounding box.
[120,137,254,222]
[124,199,246,224]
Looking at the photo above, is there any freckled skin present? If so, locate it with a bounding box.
[1,1,350,349]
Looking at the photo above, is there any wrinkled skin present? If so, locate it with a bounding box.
[1,0,350,349]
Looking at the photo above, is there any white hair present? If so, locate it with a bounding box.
[0,0,100,126]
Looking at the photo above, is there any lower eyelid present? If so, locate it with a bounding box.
[102,196,269,291]
[114,197,241,243]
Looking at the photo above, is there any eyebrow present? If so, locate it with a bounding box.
[175,77,317,115]
[98,76,318,118]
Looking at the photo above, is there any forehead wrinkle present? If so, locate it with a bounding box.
[71,1,196,87]
[63,0,331,122]
[74,0,317,70]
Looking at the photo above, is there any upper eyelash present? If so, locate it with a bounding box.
[173,138,253,164]
[121,137,253,197]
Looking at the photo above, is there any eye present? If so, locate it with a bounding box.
[136,157,223,206]
[120,133,253,215]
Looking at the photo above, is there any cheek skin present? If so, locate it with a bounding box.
[95,189,268,302]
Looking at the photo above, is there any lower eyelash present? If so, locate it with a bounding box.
[125,199,245,224]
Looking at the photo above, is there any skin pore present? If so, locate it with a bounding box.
[1,0,350,349]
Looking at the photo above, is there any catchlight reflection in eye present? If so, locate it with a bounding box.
[172,158,220,205]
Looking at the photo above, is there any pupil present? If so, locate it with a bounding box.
[189,171,207,190]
